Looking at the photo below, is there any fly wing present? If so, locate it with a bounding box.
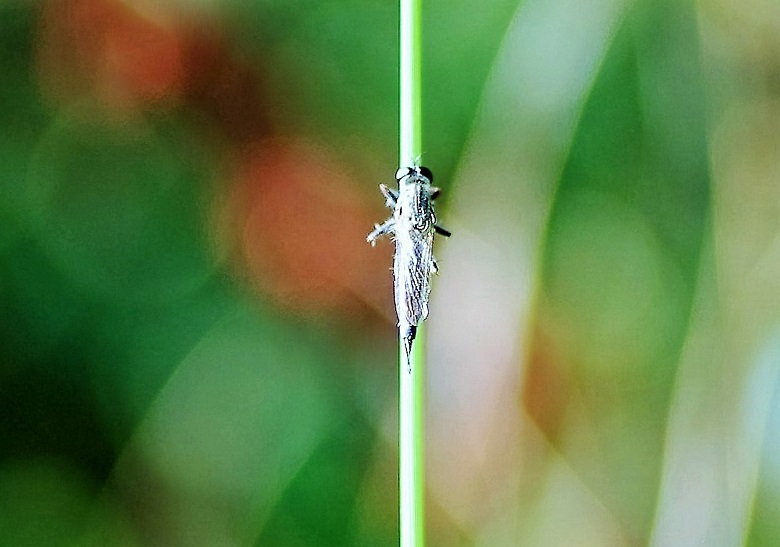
[394,225,434,328]
[392,173,437,337]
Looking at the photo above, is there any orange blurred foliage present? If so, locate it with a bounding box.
[231,139,395,321]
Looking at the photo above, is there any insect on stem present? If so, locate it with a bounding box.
[367,165,450,372]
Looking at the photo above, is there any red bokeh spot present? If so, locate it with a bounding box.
[37,0,185,110]
[232,139,395,319]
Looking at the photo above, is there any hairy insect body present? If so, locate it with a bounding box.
[394,180,436,363]
[367,166,448,372]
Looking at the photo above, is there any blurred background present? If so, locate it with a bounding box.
[1,0,779,545]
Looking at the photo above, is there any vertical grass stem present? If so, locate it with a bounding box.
[399,0,424,545]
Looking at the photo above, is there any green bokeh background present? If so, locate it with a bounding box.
[2,0,780,545]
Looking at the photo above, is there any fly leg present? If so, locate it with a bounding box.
[379,184,397,208]
[368,184,399,245]
[367,218,395,245]
[426,187,452,237]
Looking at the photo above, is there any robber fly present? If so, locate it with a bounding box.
[367,165,451,372]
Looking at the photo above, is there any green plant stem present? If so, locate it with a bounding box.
[399,0,424,545]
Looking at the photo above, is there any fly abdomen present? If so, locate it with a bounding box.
[401,324,417,373]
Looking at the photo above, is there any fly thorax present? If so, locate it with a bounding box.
[397,182,435,232]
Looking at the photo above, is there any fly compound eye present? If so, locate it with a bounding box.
[418,166,433,183]
[395,167,412,181]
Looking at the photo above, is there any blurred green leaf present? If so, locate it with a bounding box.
[105,304,342,544]
[0,3,50,247]
[0,461,93,547]
[539,0,711,537]
[256,416,376,546]
[26,108,217,306]
[424,0,521,187]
